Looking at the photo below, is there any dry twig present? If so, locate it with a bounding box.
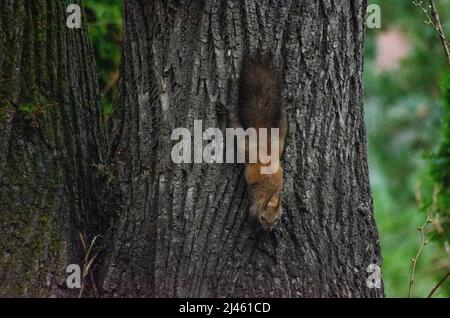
[427,270,450,298]
[413,0,450,66]
[408,217,431,298]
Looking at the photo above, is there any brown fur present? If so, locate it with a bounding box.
[238,56,287,231]
[238,57,282,130]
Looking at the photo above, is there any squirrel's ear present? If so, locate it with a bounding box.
[263,186,279,210]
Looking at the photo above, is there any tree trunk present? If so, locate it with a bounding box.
[0,0,104,297]
[102,0,384,297]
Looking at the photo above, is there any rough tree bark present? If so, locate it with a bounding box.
[0,0,104,296]
[102,0,384,297]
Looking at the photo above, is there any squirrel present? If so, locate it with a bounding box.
[218,55,287,231]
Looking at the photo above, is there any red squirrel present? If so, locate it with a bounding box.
[218,56,287,231]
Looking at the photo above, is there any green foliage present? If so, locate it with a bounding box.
[365,0,449,297]
[374,189,444,297]
[429,71,450,246]
[84,0,123,117]
[82,0,450,297]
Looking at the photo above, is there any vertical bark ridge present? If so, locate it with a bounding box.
[0,0,104,297]
[104,0,383,298]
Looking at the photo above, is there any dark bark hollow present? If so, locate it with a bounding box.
[0,0,104,297]
[103,0,383,297]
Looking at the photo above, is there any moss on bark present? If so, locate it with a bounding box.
[0,0,104,297]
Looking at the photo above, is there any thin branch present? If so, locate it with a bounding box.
[408,217,431,298]
[413,0,450,66]
[427,271,450,298]
[429,0,450,66]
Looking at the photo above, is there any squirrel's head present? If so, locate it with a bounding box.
[250,187,282,231]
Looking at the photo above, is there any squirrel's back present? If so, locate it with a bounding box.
[238,57,282,130]
[235,55,286,231]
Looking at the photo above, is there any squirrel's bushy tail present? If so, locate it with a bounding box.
[238,55,281,129]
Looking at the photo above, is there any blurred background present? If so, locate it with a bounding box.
[365,0,449,297]
[84,0,450,297]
